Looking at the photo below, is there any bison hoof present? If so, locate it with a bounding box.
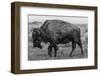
[49,55,52,57]
[69,54,73,57]
[81,51,84,55]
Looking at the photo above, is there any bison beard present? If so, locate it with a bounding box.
[32,20,83,57]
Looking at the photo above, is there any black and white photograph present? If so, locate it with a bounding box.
[11,2,97,74]
[28,15,88,61]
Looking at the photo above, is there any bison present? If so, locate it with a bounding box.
[32,20,83,57]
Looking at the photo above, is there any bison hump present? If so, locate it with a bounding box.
[41,19,79,30]
[40,20,80,41]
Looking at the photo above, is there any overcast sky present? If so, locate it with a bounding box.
[28,15,88,24]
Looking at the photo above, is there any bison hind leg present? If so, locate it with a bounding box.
[69,41,76,57]
[77,39,84,55]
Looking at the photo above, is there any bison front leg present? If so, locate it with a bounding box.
[69,42,76,57]
[48,44,53,57]
[53,44,58,57]
[48,43,58,57]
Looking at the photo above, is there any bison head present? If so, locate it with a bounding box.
[32,28,42,49]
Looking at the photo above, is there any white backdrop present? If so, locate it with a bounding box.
[0,0,99,76]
